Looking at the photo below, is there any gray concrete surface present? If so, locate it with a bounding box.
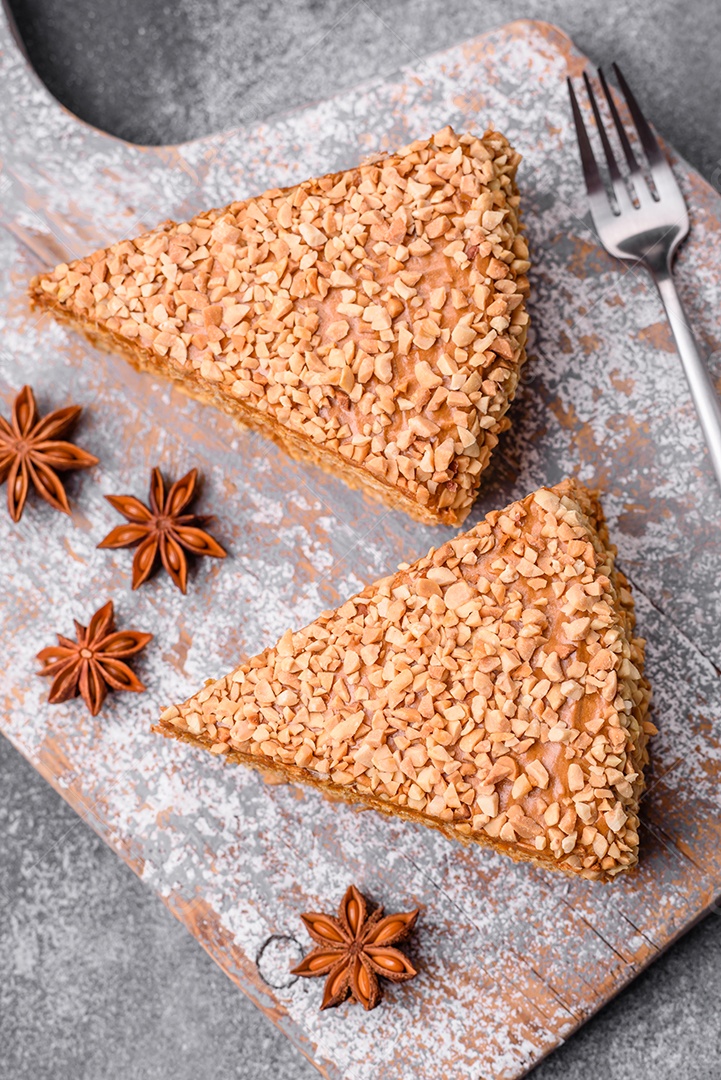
[1,1,721,1077]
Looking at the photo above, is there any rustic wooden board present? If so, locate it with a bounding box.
[1,14,720,1079]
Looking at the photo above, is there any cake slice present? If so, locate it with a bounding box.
[157,480,653,880]
[29,127,529,526]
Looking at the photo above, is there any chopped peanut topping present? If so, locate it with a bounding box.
[157,480,653,881]
[30,127,530,526]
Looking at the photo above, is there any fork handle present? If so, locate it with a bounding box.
[653,269,721,491]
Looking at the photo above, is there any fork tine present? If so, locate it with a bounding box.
[582,71,625,190]
[597,68,642,178]
[567,77,607,202]
[612,63,666,170]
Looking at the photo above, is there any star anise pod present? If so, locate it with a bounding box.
[290,884,419,1011]
[98,467,226,593]
[37,600,152,716]
[0,385,98,521]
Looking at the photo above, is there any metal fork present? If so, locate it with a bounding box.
[568,64,721,491]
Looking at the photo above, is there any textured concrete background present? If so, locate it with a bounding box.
[2,1,721,1078]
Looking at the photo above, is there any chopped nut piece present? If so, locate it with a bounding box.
[298,222,328,248]
[567,763,585,791]
[444,580,475,610]
[526,760,549,790]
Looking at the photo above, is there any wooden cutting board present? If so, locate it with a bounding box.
[1,14,720,1079]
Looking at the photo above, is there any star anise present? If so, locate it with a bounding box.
[98,467,226,593]
[37,600,152,716]
[290,884,419,1011]
[0,385,98,522]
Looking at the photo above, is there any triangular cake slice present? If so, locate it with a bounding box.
[30,127,529,526]
[157,480,653,880]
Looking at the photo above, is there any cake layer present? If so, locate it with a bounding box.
[30,127,529,525]
[157,480,653,880]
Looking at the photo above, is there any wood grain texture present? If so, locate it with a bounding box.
[1,14,720,1079]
